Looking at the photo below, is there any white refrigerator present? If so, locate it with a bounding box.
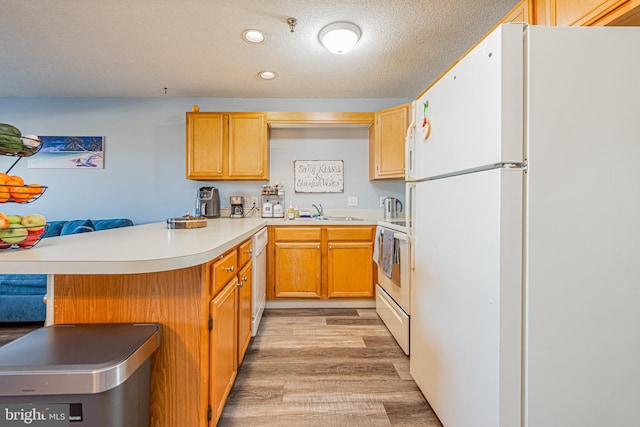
[407,24,640,427]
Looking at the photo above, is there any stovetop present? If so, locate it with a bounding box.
[377,218,407,234]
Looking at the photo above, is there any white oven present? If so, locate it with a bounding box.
[375,221,410,355]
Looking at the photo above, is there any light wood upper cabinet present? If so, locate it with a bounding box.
[369,103,411,180]
[186,112,225,179]
[535,0,640,26]
[186,111,268,181]
[501,0,532,23]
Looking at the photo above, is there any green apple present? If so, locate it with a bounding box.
[6,215,22,225]
[21,213,47,231]
[0,223,28,244]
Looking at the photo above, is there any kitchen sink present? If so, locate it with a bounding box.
[313,216,363,221]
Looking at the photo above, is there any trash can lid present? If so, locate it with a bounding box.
[0,323,160,396]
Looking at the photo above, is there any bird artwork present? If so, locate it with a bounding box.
[73,154,99,167]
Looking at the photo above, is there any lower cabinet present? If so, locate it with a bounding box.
[208,236,254,424]
[209,278,238,424]
[237,260,252,364]
[273,227,322,298]
[270,226,375,300]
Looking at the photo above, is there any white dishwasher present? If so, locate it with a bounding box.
[251,227,268,336]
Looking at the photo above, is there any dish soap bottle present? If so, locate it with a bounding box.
[287,202,295,220]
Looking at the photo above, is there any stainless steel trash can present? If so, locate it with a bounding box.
[0,323,160,427]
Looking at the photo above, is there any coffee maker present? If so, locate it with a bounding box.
[196,187,220,218]
[230,196,244,218]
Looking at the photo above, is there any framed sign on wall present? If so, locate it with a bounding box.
[294,160,344,193]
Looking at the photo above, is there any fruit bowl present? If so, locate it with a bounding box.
[0,183,47,203]
[0,134,43,157]
[0,224,48,250]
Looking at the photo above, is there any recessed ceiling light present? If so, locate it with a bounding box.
[242,29,265,44]
[258,71,277,80]
[319,22,361,54]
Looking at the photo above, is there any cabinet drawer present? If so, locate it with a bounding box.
[326,227,373,241]
[212,249,238,294]
[238,238,252,269]
[274,227,321,241]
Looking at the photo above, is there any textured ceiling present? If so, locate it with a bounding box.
[0,0,519,98]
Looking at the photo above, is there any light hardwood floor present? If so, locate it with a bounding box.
[0,310,442,426]
[219,308,442,426]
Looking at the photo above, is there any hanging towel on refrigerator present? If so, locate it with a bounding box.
[373,226,383,265]
[382,228,396,278]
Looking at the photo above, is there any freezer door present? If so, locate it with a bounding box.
[413,24,523,180]
[410,168,522,427]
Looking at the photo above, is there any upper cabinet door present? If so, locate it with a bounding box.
[535,0,640,26]
[370,103,410,180]
[186,112,225,179]
[227,113,268,180]
[186,111,269,181]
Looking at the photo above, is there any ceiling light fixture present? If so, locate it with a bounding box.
[242,29,265,44]
[258,71,277,80]
[319,22,361,55]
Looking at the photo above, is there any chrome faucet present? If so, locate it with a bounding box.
[311,203,323,217]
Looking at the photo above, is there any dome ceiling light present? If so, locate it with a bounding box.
[242,29,265,44]
[319,22,361,54]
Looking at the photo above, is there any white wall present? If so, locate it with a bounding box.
[0,97,408,224]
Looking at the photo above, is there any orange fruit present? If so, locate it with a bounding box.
[0,173,9,185]
[0,186,9,203]
[5,176,24,186]
[9,186,32,203]
[27,183,43,196]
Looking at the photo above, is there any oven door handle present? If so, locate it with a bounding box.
[393,232,407,241]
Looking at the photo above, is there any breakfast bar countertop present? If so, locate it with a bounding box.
[0,218,267,275]
[0,210,383,275]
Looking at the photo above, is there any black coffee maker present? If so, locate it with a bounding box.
[196,187,220,218]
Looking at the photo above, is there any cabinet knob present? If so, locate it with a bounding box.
[329,245,333,250]
[225,266,235,272]
[242,276,248,282]
[217,170,222,174]
[237,281,243,288]
[317,245,320,249]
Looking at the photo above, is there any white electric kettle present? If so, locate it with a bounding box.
[383,197,403,220]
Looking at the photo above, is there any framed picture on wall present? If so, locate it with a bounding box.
[27,136,104,169]
[294,160,344,193]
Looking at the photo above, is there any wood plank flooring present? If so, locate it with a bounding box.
[219,308,442,426]
[0,310,442,426]
[0,323,42,347]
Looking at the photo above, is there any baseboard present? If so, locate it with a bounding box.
[265,299,376,309]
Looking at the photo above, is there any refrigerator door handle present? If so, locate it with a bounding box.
[406,182,416,237]
[405,101,416,181]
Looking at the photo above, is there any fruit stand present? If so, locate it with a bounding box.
[0,123,48,250]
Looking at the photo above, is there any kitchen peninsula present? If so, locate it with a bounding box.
[0,215,380,426]
[0,218,266,427]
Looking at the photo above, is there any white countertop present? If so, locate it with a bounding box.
[0,211,383,275]
[0,218,267,275]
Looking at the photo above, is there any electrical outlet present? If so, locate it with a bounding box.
[380,196,387,208]
[348,196,359,207]
[250,197,259,208]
